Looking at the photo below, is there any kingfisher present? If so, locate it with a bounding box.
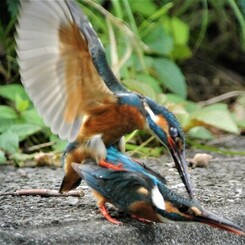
[72,147,244,236]
[15,0,193,197]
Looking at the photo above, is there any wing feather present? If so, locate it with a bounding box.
[16,0,115,142]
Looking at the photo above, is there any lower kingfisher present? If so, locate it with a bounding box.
[15,0,193,197]
[72,146,244,236]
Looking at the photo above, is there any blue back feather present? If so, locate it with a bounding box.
[78,146,201,211]
[106,146,162,185]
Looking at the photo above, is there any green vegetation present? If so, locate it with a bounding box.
[0,0,245,164]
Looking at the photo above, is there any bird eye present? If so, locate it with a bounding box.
[169,127,178,138]
[178,205,189,213]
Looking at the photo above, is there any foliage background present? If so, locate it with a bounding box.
[0,0,245,164]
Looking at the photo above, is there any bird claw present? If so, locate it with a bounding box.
[131,214,153,224]
[99,159,124,171]
[99,205,122,225]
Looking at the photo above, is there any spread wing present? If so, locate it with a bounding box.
[66,1,128,93]
[15,0,122,142]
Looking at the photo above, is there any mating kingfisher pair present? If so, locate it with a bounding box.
[15,0,244,235]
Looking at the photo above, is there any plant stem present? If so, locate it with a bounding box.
[193,0,208,54]
[227,0,245,51]
[187,139,245,156]
[0,189,84,197]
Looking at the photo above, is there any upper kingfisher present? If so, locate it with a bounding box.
[72,146,245,236]
[15,0,193,197]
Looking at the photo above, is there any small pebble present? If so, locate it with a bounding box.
[188,153,213,168]
[67,196,80,206]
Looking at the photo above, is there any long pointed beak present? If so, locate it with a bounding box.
[191,209,245,235]
[168,137,194,199]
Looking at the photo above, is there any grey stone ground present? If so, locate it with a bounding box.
[0,136,244,245]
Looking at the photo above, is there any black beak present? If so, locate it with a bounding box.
[192,209,245,235]
[168,137,194,199]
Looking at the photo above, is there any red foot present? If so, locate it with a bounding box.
[99,159,124,171]
[131,214,153,224]
[99,204,122,225]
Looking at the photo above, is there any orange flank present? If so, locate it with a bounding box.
[79,104,146,145]
[128,201,161,222]
[60,101,146,193]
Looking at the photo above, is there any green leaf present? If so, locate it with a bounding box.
[129,0,157,17]
[191,104,239,134]
[0,84,29,102]
[123,79,158,101]
[125,143,163,157]
[239,0,245,17]
[121,53,146,73]
[6,0,20,18]
[236,120,245,129]
[15,94,30,112]
[50,135,67,152]
[0,132,19,154]
[187,126,214,140]
[166,93,199,112]
[135,74,162,93]
[0,105,18,119]
[0,150,7,164]
[166,93,186,103]
[163,17,189,45]
[10,153,34,167]
[6,124,41,141]
[153,58,187,98]
[143,26,173,55]
[171,44,192,60]
[21,109,46,127]
[0,119,15,133]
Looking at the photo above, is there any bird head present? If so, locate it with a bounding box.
[143,97,193,198]
[117,93,193,198]
[71,157,244,235]
[153,183,244,235]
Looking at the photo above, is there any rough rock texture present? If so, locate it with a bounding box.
[0,136,244,245]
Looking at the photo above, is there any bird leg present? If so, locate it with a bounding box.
[92,190,122,225]
[99,204,122,225]
[99,159,124,171]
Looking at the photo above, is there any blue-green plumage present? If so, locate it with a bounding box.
[117,93,146,115]
[64,0,193,198]
[80,163,154,212]
[76,145,196,212]
[106,146,198,209]
[106,146,166,185]
[73,146,245,234]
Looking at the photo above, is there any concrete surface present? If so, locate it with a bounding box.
[0,136,244,245]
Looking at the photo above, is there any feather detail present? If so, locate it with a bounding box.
[16,0,115,142]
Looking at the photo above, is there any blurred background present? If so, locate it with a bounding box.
[0,0,244,166]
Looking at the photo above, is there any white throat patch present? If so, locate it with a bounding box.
[144,102,157,122]
[151,185,165,210]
